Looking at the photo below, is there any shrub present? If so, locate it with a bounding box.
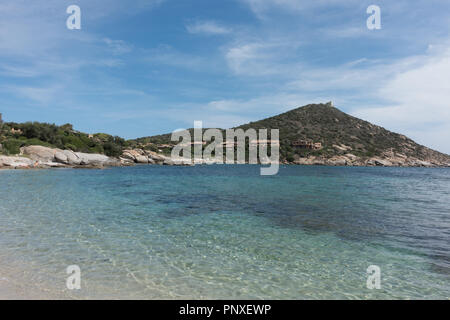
[103,142,122,157]
[23,138,54,148]
[2,139,24,155]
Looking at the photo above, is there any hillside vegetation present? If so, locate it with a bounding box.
[0,122,126,157]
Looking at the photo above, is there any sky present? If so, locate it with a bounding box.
[0,0,449,153]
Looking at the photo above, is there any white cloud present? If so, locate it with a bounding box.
[241,0,305,16]
[6,85,63,105]
[103,38,133,55]
[186,21,232,35]
[0,64,40,78]
[320,26,368,39]
[226,43,270,75]
[225,40,301,76]
[144,45,216,71]
[240,0,359,18]
[353,47,450,153]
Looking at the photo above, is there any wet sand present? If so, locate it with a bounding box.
[0,261,69,300]
[0,275,57,299]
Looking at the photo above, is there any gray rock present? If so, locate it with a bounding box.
[411,160,433,167]
[119,157,135,166]
[368,158,392,166]
[145,151,167,162]
[163,158,175,166]
[54,151,69,164]
[327,157,347,166]
[20,145,57,162]
[122,149,151,163]
[135,155,149,164]
[121,151,138,161]
[0,156,34,168]
[62,150,82,165]
[74,152,116,166]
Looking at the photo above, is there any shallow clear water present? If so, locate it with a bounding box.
[0,165,449,299]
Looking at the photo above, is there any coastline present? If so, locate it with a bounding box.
[1,145,449,169]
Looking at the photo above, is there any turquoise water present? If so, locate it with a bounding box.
[0,165,449,299]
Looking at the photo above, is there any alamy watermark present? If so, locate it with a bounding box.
[170,121,280,175]
[66,5,81,30]
[367,5,381,30]
[366,265,381,289]
[66,265,81,290]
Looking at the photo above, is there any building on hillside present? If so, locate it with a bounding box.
[0,113,3,126]
[313,142,322,149]
[11,128,23,134]
[292,140,322,150]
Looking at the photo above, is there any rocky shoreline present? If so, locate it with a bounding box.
[290,152,450,167]
[0,145,193,169]
[0,145,449,170]
[0,146,120,169]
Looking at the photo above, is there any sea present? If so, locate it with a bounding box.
[0,165,449,299]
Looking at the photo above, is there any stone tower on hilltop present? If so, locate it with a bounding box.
[0,113,3,126]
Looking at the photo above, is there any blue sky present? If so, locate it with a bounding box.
[1,0,449,153]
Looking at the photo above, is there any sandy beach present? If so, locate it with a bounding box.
[0,259,70,300]
[0,277,48,300]
[0,272,56,299]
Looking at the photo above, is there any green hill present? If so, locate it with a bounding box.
[237,102,450,163]
[128,102,450,164]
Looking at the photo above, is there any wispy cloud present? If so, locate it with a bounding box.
[240,0,360,18]
[225,40,301,76]
[186,20,232,35]
[6,85,64,105]
[102,38,133,55]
